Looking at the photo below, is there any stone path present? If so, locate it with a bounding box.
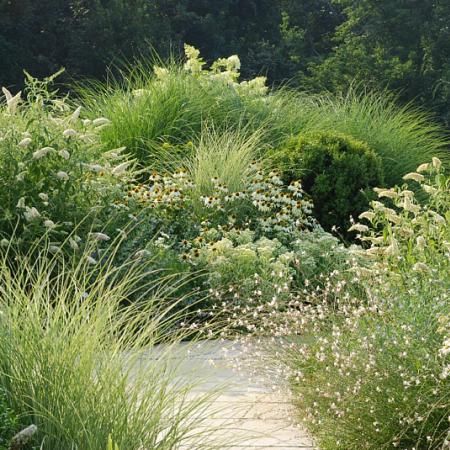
[143,340,315,450]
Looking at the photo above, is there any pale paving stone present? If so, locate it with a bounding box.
[147,340,316,449]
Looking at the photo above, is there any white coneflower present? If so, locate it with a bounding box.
[348,223,369,233]
[93,117,111,127]
[58,149,70,160]
[2,87,21,114]
[63,128,77,138]
[18,137,32,147]
[416,163,430,173]
[56,171,69,181]
[44,219,56,229]
[33,146,54,159]
[24,206,41,221]
[111,161,130,176]
[402,172,424,183]
[89,232,110,241]
[432,157,442,170]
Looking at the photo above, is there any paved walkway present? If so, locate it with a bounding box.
[143,340,315,450]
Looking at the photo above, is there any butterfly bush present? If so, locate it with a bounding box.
[0,72,135,255]
[239,159,449,450]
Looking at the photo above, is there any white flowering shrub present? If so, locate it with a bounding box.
[273,159,450,450]
[0,73,135,254]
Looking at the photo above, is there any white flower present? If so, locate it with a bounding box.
[16,197,26,208]
[358,211,375,222]
[33,146,54,159]
[69,106,82,122]
[111,161,131,176]
[416,236,426,250]
[375,189,398,199]
[93,117,111,127]
[58,149,70,160]
[227,55,241,71]
[82,119,92,126]
[89,232,110,241]
[69,238,79,250]
[2,87,21,114]
[18,137,32,147]
[63,128,77,137]
[413,262,429,272]
[432,157,442,170]
[422,184,437,195]
[56,171,69,181]
[38,193,49,202]
[153,66,169,80]
[348,223,369,233]
[24,206,41,221]
[44,220,56,229]
[402,172,424,183]
[416,163,430,173]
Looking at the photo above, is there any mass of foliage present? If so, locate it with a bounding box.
[0,43,448,449]
[1,1,449,125]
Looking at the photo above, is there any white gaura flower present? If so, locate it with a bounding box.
[416,163,430,173]
[111,161,131,176]
[58,149,70,160]
[89,232,110,241]
[2,87,21,114]
[432,157,442,170]
[18,137,32,147]
[402,172,424,183]
[92,117,111,127]
[56,171,69,181]
[33,146,54,160]
[348,223,369,233]
[63,128,77,138]
[24,206,41,221]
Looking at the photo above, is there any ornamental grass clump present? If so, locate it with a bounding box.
[0,245,221,450]
[270,158,450,450]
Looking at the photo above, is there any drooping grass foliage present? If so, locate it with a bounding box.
[296,88,449,185]
[77,46,448,186]
[0,245,220,450]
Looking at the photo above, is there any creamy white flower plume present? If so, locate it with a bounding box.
[416,163,430,173]
[44,220,56,229]
[348,223,369,233]
[358,211,375,222]
[63,128,77,137]
[24,206,41,221]
[18,137,32,147]
[111,161,131,176]
[56,171,69,181]
[2,87,21,114]
[33,147,54,159]
[58,149,70,160]
[402,172,424,183]
[70,106,82,122]
[93,117,111,127]
[432,157,442,170]
[89,232,110,241]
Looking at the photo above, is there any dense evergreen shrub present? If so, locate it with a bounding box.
[272,131,384,236]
